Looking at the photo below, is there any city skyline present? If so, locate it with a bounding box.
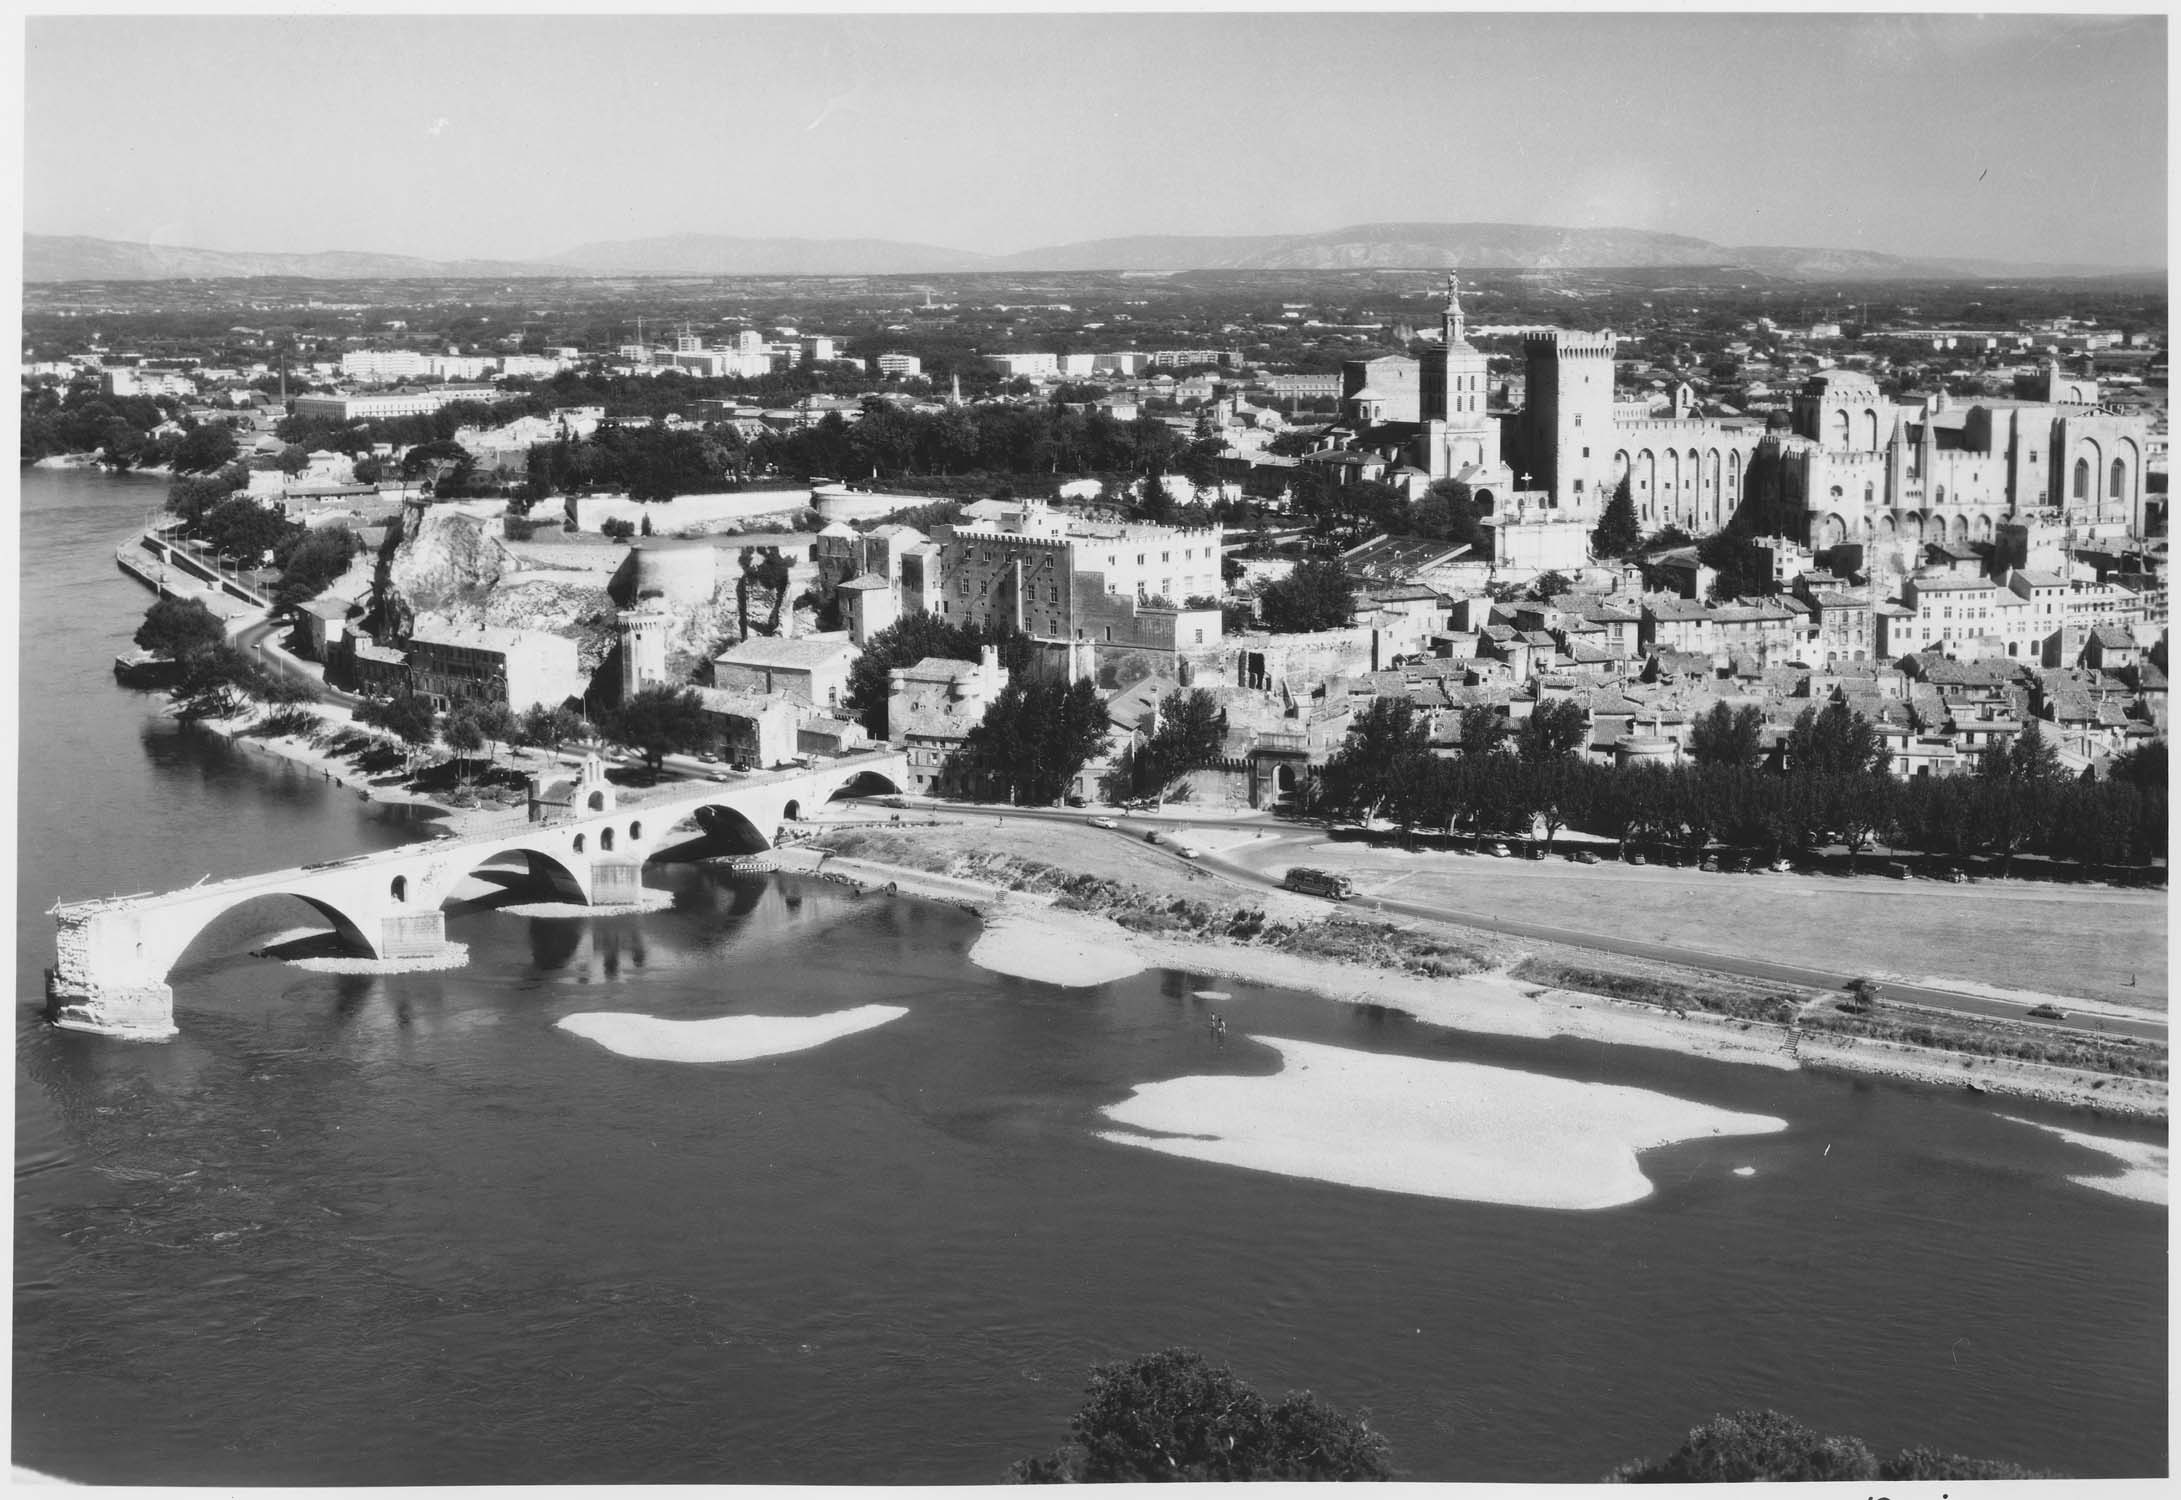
[24,11,2168,270]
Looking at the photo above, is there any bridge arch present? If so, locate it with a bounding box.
[692,803,774,855]
[151,889,385,981]
[440,838,592,907]
[830,768,904,801]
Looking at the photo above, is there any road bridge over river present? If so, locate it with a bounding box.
[45,748,907,1040]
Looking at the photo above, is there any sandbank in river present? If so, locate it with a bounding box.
[1099,1035,1787,1210]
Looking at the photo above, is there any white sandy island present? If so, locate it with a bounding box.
[558,1004,907,1062]
[970,902,1147,987]
[1098,1035,1786,1210]
[1999,1116,2168,1205]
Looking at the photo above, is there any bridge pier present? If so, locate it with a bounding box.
[46,974,178,1041]
[588,858,649,906]
[376,909,451,959]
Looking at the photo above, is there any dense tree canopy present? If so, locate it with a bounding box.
[955,678,1109,805]
[358,692,438,753]
[1322,697,1434,823]
[840,613,1033,739]
[1006,1349,1394,1483]
[1785,700,1887,778]
[1688,702,1765,769]
[166,469,246,526]
[1409,480,1493,552]
[1256,557,1355,635]
[1612,1409,2052,1483]
[19,380,175,465]
[745,398,1191,490]
[1590,479,1642,558]
[171,642,309,720]
[272,524,363,608]
[526,424,753,502]
[134,596,227,661]
[518,702,585,752]
[1515,697,1588,763]
[603,685,710,777]
[1134,687,1230,794]
[170,422,241,475]
[1454,703,1504,759]
[2108,738,2167,790]
[196,495,306,567]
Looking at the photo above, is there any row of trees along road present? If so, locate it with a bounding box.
[356,694,595,771]
[1318,696,2167,871]
[160,469,366,607]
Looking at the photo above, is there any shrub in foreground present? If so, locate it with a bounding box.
[1007,1348,1393,1482]
[1611,1408,2056,1483]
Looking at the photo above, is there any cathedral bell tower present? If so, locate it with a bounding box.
[1420,270,1502,481]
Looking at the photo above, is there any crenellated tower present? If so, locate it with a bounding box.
[1519,328,1617,518]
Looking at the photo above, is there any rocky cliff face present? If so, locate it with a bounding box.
[387,509,520,610]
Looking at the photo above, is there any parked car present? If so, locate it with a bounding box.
[1088,816,1117,830]
[2026,1003,2068,1021]
[1627,851,1647,866]
[1700,857,1722,873]
[1571,849,1600,865]
[1881,861,1911,879]
[1487,842,1511,858]
[696,750,720,764]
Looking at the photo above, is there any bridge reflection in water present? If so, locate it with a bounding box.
[46,748,907,1039]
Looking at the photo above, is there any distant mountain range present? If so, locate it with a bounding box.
[23,223,2154,283]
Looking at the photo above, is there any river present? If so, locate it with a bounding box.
[12,465,2167,1482]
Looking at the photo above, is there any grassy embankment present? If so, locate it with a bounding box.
[814,825,2166,1085]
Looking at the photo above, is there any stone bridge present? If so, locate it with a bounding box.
[45,748,907,1040]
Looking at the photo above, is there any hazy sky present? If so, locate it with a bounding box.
[23,11,2168,267]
